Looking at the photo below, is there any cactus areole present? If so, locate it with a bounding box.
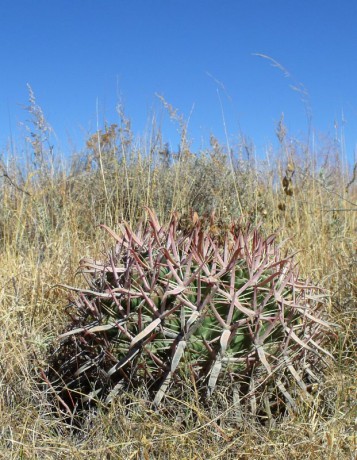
[47,208,331,417]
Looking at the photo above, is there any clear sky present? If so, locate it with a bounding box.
[1,0,356,163]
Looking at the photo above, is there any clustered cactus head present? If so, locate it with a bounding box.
[47,208,332,419]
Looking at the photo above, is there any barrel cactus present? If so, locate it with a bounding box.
[47,208,332,419]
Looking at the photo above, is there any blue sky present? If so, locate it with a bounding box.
[1,0,356,163]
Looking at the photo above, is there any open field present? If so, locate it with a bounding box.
[0,100,356,459]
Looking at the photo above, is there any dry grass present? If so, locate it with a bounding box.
[0,97,356,459]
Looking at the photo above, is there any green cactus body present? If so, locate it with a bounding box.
[48,209,331,418]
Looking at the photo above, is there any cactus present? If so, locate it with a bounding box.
[47,209,332,418]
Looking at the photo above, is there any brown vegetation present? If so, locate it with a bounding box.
[0,93,355,459]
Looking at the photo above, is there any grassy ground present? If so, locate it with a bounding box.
[0,100,356,459]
